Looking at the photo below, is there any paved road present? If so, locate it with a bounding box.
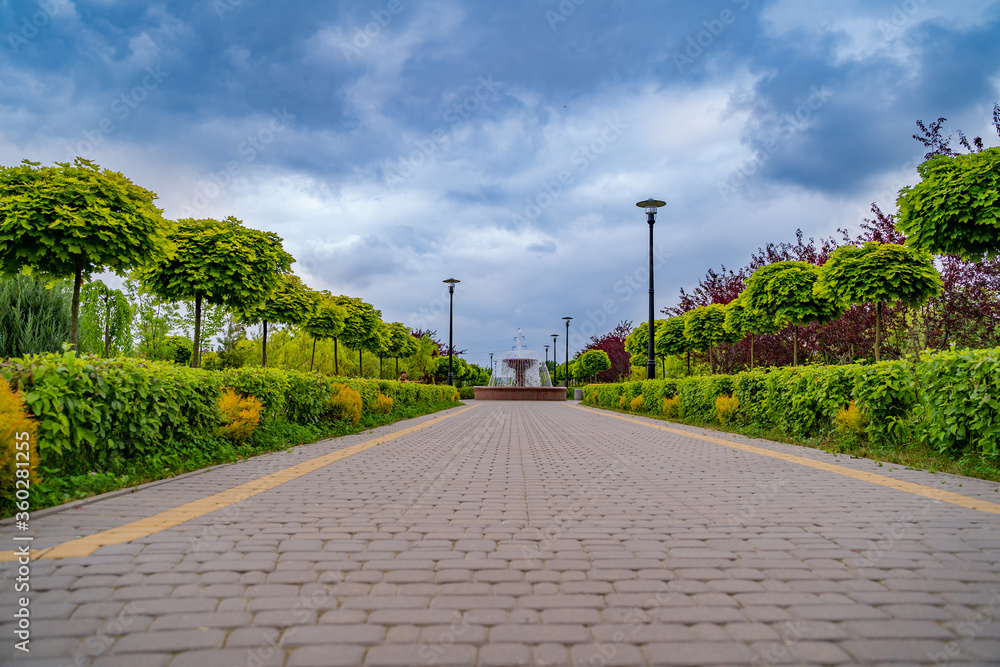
[2,401,1000,666]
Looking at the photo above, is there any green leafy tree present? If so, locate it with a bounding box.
[136,216,293,368]
[302,292,348,372]
[334,297,384,377]
[0,158,172,346]
[896,148,1000,260]
[384,322,419,379]
[655,315,692,375]
[723,295,777,369]
[625,321,659,370]
[240,274,316,366]
[79,280,133,358]
[683,304,731,374]
[0,274,71,358]
[575,349,611,382]
[815,242,942,362]
[742,261,841,366]
[124,276,180,361]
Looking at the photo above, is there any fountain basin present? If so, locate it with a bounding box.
[474,386,566,401]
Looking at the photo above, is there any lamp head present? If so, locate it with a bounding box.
[636,198,666,215]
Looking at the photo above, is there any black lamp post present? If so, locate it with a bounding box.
[551,333,558,383]
[443,278,460,385]
[544,344,549,373]
[562,316,572,388]
[636,198,666,380]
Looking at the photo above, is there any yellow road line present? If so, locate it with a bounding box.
[569,404,1000,515]
[0,405,479,561]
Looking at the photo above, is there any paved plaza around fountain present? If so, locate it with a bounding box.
[2,401,1000,666]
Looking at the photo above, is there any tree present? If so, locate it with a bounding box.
[136,216,293,368]
[654,316,692,375]
[79,280,133,358]
[240,274,315,366]
[584,320,633,382]
[723,295,778,369]
[384,322,419,379]
[0,274,71,358]
[815,242,942,362]
[625,321,656,370]
[333,297,384,377]
[124,275,180,361]
[683,304,731,374]
[742,261,841,366]
[575,349,611,382]
[0,158,172,347]
[896,148,1000,261]
[302,292,347,372]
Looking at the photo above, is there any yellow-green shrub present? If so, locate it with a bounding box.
[618,395,627,409]
[630,395,644,412]
[0,381,39,501]
[662,395,680,419]
[715,394,739,427]
[374,393,393,415]
[834,401,869,443]
[216,390,263,446]
[327,385,362,425]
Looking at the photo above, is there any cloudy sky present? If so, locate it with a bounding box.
[3,0,999,367]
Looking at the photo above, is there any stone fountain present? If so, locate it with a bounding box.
[474,330,565,401]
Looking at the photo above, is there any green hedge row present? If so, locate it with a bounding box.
[0,350,460,472]
[582,347,1000,459]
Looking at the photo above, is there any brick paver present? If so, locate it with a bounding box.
[2,400,1000,666]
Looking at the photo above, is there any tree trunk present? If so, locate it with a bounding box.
[750,333,755,370]
[875,301,883,363]
[310,338,317,372]
[395,357,400,379]
[70,256,83,349]
[661,358,665,379]
[359,348,363,378]
[792,325,798,366]
[709,346,715,374]
[334,338,339,375]
[261,320,268,367]
[686,350,691,376]
[192,293,202,368]
[379,355,383,379]
[103,296,112,358]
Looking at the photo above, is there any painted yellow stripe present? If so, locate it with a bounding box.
[569,404,1000,515]
[0,405,479,561]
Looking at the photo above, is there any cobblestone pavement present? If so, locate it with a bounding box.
[3,401,1000,666]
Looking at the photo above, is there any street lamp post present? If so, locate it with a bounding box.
[544,344,549,374]
[443,279,460,386]
[562,317,572,388]
[551,334,559,384]
[636,198,666,380]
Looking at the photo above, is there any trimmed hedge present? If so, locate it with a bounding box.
[0,350,461,474]
[583,347,1000,460]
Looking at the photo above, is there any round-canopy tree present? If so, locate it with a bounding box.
[79,280,133,358]
[742,261,841,366]
[575,349,611,383]
[814,242,942,362]
[896,148,1000,261]
[723,294,777,369]
[384,322,419,379]
[302,292,348,372]
[654,315,692,376]
[137,216,293,368]
[0,158,171,346]
[334,297,385,377]
[240,273,316,367]
[683,304,731,374]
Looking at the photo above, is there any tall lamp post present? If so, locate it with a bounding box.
[551,333,559,384]
[443,278,460,386]
[636,198,666,380]
[544,344,549,375]
[562,317,572,388]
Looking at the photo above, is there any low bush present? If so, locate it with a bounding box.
[834,401,868,445]
[216,390,264,446]
[715,394,739,427]
[662,395,680,419]
[458,387,475,400]
[327,385,363,425]
[0,381,39,512]
[629,395,644,412]
[374,393,394,414]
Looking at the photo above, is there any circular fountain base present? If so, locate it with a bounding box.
[474,386,566,401]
